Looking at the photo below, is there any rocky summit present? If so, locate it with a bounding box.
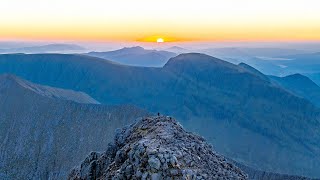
[68,116,247,179]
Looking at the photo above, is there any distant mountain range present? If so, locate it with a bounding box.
[0,74,147,179]
[267,52,320,74]
[201,47,307,60]
[160,47,311,78]
[273,53,320,82]
[1,53,320,178]
[0,44,85,54]
[197,48,315,78]
[239,62,320,107]
[86,46,176,67]
[164,46,191,54]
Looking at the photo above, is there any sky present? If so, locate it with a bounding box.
[1,0,320,42]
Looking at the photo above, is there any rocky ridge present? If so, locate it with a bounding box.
[68,116,247,179]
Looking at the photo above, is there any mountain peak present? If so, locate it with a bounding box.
[164,53,240,72]
[284,73,309,80]
[121,46,145,51]
[166,53,231,64]
[68,115,247,179]
[86,46,176,67]
[170,52,212,59]
[282,73,320,88]
[166,46,187,51]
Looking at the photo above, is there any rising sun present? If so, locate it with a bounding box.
[156,38,164,43]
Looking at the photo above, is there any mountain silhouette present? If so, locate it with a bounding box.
[86,46,176,67]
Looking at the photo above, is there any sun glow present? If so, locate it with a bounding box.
[157,38,164,43]
[137,36,180,43]
[1,0,320,41]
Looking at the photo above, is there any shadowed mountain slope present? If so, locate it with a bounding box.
[0,74,147,179]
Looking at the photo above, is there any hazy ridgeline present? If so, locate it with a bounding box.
[86,46,176,67]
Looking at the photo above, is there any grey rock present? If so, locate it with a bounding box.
[148,156,161,170]
[142,172,149,180]
[151,172,161,180]
[68,116,248,179]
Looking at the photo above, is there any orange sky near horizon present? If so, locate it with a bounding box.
[1,0,320,42]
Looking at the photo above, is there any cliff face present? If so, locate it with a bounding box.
[69,116,248,179]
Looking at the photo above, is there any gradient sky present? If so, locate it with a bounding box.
[1,0,320,42]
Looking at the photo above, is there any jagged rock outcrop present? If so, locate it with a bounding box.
[68,116,247,179]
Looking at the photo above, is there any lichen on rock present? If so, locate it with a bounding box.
[68,116,248,179]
